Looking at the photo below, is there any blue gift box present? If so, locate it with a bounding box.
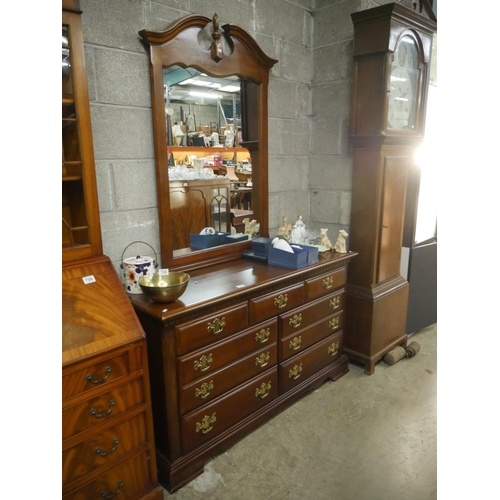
[223,233,249,244]
[267,245,309,270]
[301,244,319,264]
[190,232,230,249]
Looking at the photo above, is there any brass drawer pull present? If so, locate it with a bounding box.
[195,381,214,399]
[329,297,340,310]
[274,294,288,309]
[86,366,112,384]
[329,317,340,331]
[255,352,270,368]
[328,341,340,356]
[100,480,124,499]
[289,364,303,380]
[255,328,271,343]
[289,314,302,329]
[289,336,302,351]
[255,381,272,399]
[323,276,334,289]
[94,438,119,457]
[194,354,213,372]
[90,399,115,418]
[207,317,225,335]
[196,413,217,434]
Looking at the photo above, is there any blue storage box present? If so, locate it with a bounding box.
[268,245,309,270]
[190,232,229,249]
[251,237,273,255]
[223,233,249,244]
[300,244,319,264]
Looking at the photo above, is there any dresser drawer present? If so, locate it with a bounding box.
[63,379,144,441]
[63,351,133,402]
[179,343,278,415]
[279,290,345,338]
[249,283,304,325]
[304,267,346,301]
[177,319,277,386]
[279,330,344,394]
[280,310,344,361]
[62,412,147,488]
[175,302,249,354]
[63,451,152,500]
[181,368,278,454]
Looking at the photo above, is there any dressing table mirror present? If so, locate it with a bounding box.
[139,13,278,271]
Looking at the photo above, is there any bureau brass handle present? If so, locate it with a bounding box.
[86,366,112,384]
[255,381,272,399]
[194,354,213,372]
[255,328,271,343]
[196,413,217,434]
[289,336,302,351]
[329,297,340,310]
[289,314,302,329]
[273,294,288,309]
[329,317,340,331]
[94,438,119,457]
[90,399,115,418]
[207,317,225,335]
[195,381,214,399]
[255,352,270,368]
[328,341,340,356]
[289,364,303,380]
[100,480,124,499]
[323,276,334,289]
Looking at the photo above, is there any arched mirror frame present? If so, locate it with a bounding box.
[139,13,278,271]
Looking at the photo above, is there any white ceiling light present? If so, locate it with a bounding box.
[189,91,222,99]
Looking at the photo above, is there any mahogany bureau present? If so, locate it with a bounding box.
[130,251,357,492]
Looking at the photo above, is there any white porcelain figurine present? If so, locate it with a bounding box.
[291,215,307,244]
[320,228,333,251]
[333,229,349,253]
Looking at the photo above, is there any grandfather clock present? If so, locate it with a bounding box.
[345,0,436,374]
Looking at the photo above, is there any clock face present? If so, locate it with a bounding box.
[387,36,419,131]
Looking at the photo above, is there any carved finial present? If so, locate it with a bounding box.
[211,13,224,62]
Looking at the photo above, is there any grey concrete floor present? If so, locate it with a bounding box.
[162,324,437,500]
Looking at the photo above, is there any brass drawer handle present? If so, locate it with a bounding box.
[328,341,340,356]
[255,381,272,399]
[94,438,119,457]
[194,354,213,372]
[323,276,334,289]
[195,381,214,399]
[90,399,115,418]
[274,294,288,309]
[196,413,217,434]
[255,352,270,368]
[86,366,112,384]
[329,297,340,310]
[289,336,302,351]
[255,328,271,343]
[289,314,302,329]
[289,364,303,380]
[100,480,124,499]
[207,317,225,335]
[329,317,340,331]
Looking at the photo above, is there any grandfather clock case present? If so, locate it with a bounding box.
[345,0,436,374]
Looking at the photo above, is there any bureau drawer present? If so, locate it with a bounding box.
[179,343,278,415]
[178,319,277,386]
[63,450,152,500]
[175,302,249,354]
[279,330,344,394]
[249,283,304,325]
[63,379,144,441]
[279,290,345,338]
[63,351,132,402]
[181,368,278,454]
[280,310,344,361]
[62,412,147,488]
[304,267,346,301]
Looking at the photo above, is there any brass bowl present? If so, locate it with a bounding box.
[138,272,190,303]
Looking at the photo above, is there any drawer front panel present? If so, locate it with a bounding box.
[279,330,344,394]
[279,290,345,338]
[304,267,346,301]
[249,283,304,325]
[175,303,249,354]
[179,343,278,415]
[181,368,278,454]
[178,319,277,386]
[63,379,144,441]
[62,412,147,487]
[280,311,344,361]
[63,451,152,500]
